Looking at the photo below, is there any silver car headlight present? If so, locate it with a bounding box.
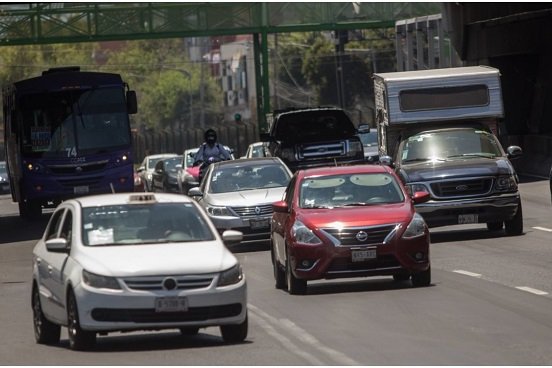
[402,213,427,239]
[292,220,322,245]
[82,270,121,290]
[217,264,243,286]
[206,205,233,217]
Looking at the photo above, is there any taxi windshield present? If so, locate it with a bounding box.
[81,203,215,246]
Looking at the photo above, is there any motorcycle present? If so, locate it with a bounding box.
[195,156,222,184]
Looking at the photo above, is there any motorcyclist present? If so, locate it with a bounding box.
[193,129,231,182]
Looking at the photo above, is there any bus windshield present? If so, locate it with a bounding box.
[19,87,131,158]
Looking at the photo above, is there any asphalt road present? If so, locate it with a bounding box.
[1,176,551,365]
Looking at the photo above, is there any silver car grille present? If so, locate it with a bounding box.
[122,274,215,291]
[231,204,273,217]
[322,224,399,246]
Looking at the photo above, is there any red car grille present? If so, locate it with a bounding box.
[322,224,398,246]
[326,255,401,273]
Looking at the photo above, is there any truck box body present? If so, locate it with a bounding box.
[373,66,523,234]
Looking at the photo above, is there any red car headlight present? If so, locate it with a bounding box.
[292,220,322,244]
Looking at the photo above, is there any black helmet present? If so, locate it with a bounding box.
[204,128,217,143]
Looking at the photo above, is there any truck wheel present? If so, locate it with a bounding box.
[505,201,523,236]
[486,222,503,231]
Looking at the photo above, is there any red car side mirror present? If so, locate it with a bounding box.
[412,191,430,204]
[272,200,289,213]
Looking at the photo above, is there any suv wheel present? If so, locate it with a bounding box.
[505,201,523,236]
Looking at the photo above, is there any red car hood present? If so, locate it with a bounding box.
[186,166,200,179]
[296,203,413,229]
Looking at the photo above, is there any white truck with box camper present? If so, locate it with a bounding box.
[374,66,524,235]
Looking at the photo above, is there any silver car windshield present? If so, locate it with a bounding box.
[209,164,291,193]
[81,203,215,246]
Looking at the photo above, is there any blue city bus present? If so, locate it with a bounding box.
[3,67,138,219]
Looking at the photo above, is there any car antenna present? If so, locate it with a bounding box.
[110,182,115,193]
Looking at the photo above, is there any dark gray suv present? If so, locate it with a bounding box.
[260,107,365,172]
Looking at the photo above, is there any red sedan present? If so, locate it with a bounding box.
[271,165,431,295]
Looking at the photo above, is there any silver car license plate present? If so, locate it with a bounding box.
[155,297,188,312]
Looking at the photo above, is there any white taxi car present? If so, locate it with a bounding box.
[31,193,247,350]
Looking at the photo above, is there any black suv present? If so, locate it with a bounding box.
[260,107,364,172]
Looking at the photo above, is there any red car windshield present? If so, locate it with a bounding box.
[299,173,404,208]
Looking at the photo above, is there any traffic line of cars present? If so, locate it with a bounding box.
[31,157,435,350]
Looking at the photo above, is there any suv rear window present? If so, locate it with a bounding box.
[274,110,356,142]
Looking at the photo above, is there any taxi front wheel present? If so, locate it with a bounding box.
[220,314,248,343]
[67,290,96,350]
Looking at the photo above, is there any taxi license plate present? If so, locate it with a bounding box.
[458,214,478,224]
[155,297,188,312]
[250,218,269,230]
[352,248,377,262]
[74,185,89,195]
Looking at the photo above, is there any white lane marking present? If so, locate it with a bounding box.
[249,304,359,365]
[453,270,482,278]
[532,226,552,232]
[248,305,324,365]
[515,286,549,296]
[279,318,359,366]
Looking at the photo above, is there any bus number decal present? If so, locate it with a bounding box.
[66,147,77,157]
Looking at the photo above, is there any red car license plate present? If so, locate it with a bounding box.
[351,248,377,262]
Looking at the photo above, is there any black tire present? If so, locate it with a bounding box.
[179,327,200,336]
[286,254,307,295]
[392,274,410,282]
[411,266,431,287]
[486,222,503,231]
[32,284,61,345]
[220,314,248,344]
[271,242,286,290]
[505,202,523,236]
[67,290,96,351]
[19,199,42,220]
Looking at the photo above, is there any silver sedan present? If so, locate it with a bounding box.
[189,157,292,247]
